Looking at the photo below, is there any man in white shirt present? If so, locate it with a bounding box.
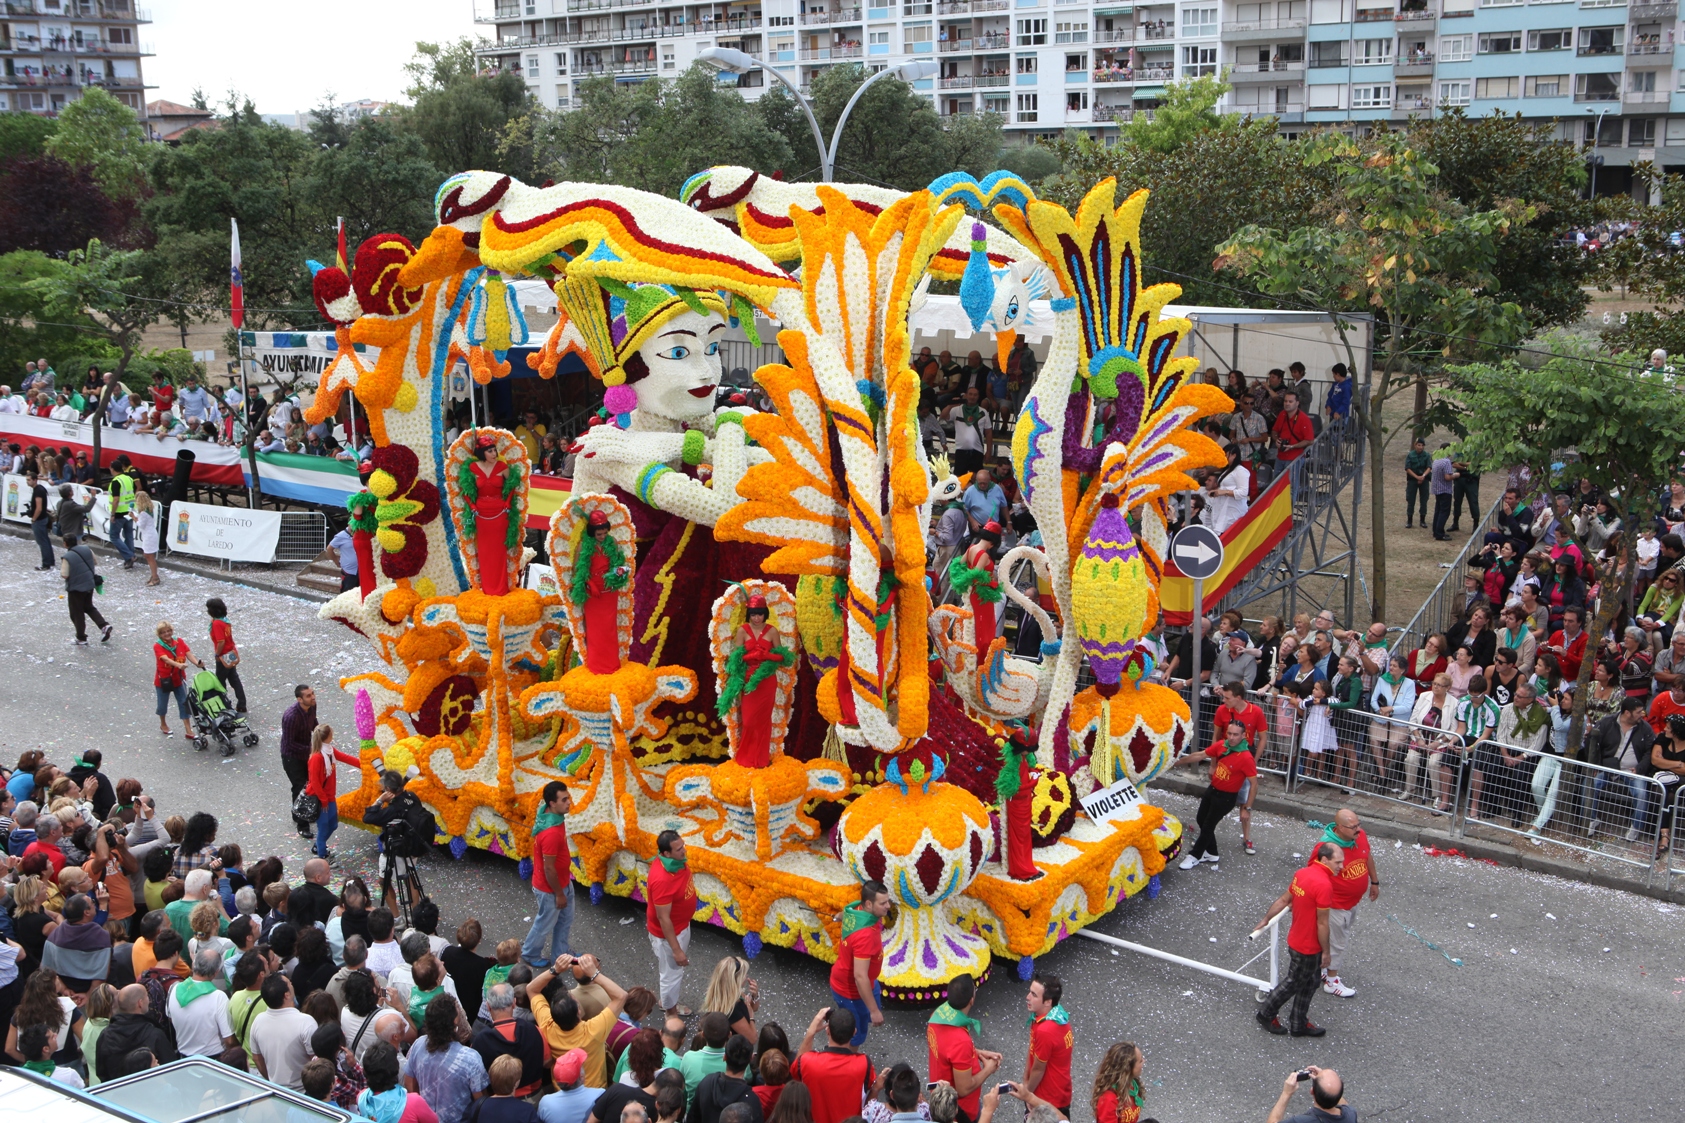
[0,385,18,413]
[167,948,237,1056]
[943,386,993,477]
[365,909,406,979]
[249,973,317,1092]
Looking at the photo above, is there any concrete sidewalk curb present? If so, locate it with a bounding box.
[2,522,331,606]
[1153,770,1685,906]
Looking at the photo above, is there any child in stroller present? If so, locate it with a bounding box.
[187,670,259,756]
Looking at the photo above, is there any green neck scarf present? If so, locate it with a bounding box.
[1026,1003,1070,1028]
[927,1003,981,1034]
[175,978,219,1008]
[1380,670,1404,688]
[839,904,880,938]
[1215,738,1250,759]
[1512,702,1549,740]
[533,809,567,838]
[658,854,687,873]
[1320,824,1357,849]
[1124,1078,1145,1108]
[571,529,628,607]
[22,1059,56,1077]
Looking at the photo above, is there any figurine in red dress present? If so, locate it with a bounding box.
[461,435,518,596]
[574,510,629,674]
[950,521,1004,655]
[719,595,790,768]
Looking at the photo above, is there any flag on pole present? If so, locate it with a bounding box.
[230,217,244,329]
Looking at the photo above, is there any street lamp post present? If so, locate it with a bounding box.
[697,50,940,181]
[1587,106,1609,200]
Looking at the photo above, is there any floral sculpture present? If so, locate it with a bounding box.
[309,165,1219,1000]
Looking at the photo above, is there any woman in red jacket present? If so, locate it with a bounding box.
[305,724,362,860]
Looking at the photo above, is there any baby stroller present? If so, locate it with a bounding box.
[187,670,259,756]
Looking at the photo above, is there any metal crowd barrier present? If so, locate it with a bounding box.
[1460,747,1670,881]
[1668,798,1685,891]
[1391,494,1504,657]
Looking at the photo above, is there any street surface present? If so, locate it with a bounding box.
[2,531,1681,1121]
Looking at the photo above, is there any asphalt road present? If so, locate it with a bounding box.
[4,531,1683,1122]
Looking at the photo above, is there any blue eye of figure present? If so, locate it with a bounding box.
[1005,297,1020,324]
[660,346,690,360]
[705,342,720,356]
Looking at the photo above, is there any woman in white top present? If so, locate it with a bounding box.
[1402,672,1461,808]
[1205,444,1252,534]
[1367,653,1417,795]
[134,489,160,586]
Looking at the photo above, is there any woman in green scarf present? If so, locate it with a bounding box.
[1092,1041,1146,1123]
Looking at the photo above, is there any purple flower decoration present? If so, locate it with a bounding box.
[354,689,376,742]
[1017,955,1035,981]
[590,883,605,905]
[1146,874,1161,899]
[449,836,468,861]
[518,857,533,881]
[742,932,763,959]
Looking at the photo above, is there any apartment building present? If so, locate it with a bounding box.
[473,0,1680,182]
[0,0,151,121]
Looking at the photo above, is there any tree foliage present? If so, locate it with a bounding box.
[0,155,140,256]
[401,39,534,178]
[44,87,150,203]
[1600,173,1685,357]
[0,250,112,382]
[1120,73,1230,155]
[1216,132,1530,619]
[0,113,56,164]
[307,111,442,248]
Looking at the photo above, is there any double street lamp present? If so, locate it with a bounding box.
[698,48,940,182]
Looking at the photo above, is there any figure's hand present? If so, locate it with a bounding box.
[576,425,687,468]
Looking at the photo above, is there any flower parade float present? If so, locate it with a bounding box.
[309,165,1226,997]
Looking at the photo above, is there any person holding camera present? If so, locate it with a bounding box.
[1266,1066,1353,1123]
[363,769,433,911]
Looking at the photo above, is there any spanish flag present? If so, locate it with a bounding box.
[1159,470,1293,626]
[526,471,573,531]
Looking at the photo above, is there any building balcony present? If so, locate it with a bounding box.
[799,45,862,58]
[800,7,864,26]
[1395,6,1438,22]
[939,38,975,52]
[1394,52,1435,74]
[938,0,1009,12]
[0,35,153,55]
[1391,97,1435,117]
[1630,0,1677,16]
[1220,17,1307,41]
[572,58,661,74]
[1141,25,1175,40]
[1624,88,1669,102]
[1578,44,1626,56]
[1353,6,1395,21]
[1574,89,1622,100]
[1627,40,1672,55]
[1228,60,1306,81]
[6,0,150,17]
[1095,28,1135,43]
[1093,67,1135,83]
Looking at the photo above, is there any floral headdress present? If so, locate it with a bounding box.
[554,274,735,389]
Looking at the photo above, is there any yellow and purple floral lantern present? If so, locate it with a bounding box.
[1072,492,1151,694]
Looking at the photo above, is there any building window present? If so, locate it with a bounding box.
[769,14,794,25]
[1182,45,1217,76]
[1017,53,1039,73]
[1351,83,1391,108]
[1309,40,1348,67]
[1054,20,1088,43]
[1017,92,1039,120]
[109,27,132,45]
[1577,27,1624,56]
[1630,70,1661,93]
[1631,118,1657,146]
[1067,90,1088,109]
[1574,72,1620,101]
[1355,38,1392,64]
[662,49,674,70]
[1527,28,1570,52]
[556,85,569,107]
[1477,32,1520,54]
[1474,76,1518,98]
[869,30,889,44]
[526,55,540,78]
[1524,74,1565,97]
[1439,80,1470,106]
[1181,6,1217,37]
[907,24,933,46]
[1017,18,1047,45]
[1066,52,1087,71]
[1439,35,1472,63]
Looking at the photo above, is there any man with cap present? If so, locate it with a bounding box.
[539,1049,597,1123]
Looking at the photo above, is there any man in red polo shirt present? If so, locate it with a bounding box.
[1173,718,1259,870]
[1022,972,1073,1117]
[1648,677,1685,736]
[1271,389,1316,464]
[1546,606,1588,683]
[927,973,1001,1123]
[1213,681,1268,855]
[646,829,697,1017]
[522,781,574,968]
[829,880,891,1046]
[792,1005,877,1123]
[1320,808,1380,1000]
[1254,841,1342,1037]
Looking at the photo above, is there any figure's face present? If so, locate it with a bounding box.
[634,310,725,422]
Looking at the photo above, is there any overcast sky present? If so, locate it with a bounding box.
[147,0,474,113]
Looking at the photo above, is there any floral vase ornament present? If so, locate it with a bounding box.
[835,756,993,999]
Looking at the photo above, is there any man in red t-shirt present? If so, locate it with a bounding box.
[1172,719,1258,870]
[828,880,890,1046]
[926,973,1001,1123]
[1271,390,1316,463]
[1022,972,1073,1115]
[1648,679,1685,736]
[1214,681,1268,854]
[646,829,697,1016]
[792,1005,878,1123]
[1546,607,1588,683]
[522,781,574,968]
[1255,841,1342,1037]
[1320,808,1380,1000]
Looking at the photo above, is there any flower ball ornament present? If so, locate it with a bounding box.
[836,757,993,996]
[1030,770,1076,846]
[1073,492,1151,693]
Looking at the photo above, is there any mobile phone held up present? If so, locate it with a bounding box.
[997,1083,1016,1095]
[1295,1069,1315,1083]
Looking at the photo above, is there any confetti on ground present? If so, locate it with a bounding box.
[1389,914,1465,966]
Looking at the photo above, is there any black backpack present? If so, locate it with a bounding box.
[386,794,438,857]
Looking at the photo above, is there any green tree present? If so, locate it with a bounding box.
[308,112,442,248]
[0,114,56,163]
[1216,132,1530,620]
[23,240,162,467]
[1045,117,1320,306]
[0,250,112,382]
[993,141,1061,184]
[401,39,534,178]
[523,65,792,196]
[1409,111,1593,333]
[1450,334,1685,745]
[1120,72,1230,154]
[1600,173,1685,357]
[43,86,150,203]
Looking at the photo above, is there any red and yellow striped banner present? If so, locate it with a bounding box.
[526,472,572,531]
[1160,470,1294,626]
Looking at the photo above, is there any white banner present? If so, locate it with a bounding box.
[525,563,560,597]
[1,474,28,525]
[164,501,282,563]
[1080,776,1147,825]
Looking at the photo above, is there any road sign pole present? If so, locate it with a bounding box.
[1190,575,1204,746]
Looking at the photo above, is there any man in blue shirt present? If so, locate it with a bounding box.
[329,526,359,591]
[177,375,210,424]
[1325,364,1351,424]
[961,467,1007,535]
